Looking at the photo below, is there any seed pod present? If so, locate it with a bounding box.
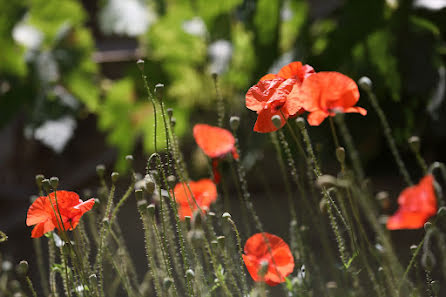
[185,269,195,279]
[217,236,225,249]
[16,260,28,276]
[42,179,51,193]
[147,204,156,217]
[271,115,282,129]
[155,83,164,100]
[163,277,173,290]
[111,172,119,184]
[49,177,59,189]
[222,212,231,220]
[96,164,105,177]
[336,147,345,163]
[295,117,306,128]
[167,175,176,189]
[35,174,45,188]
[136,59,145,71]
[358,76,372,91]
[230,116,240,131]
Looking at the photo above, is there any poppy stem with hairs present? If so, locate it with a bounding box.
[279,109,307,159]
[328,116,340,149]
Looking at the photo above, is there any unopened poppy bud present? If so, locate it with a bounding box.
[49,177,59,189]
[147,204,156,217]
[211,240,218,250]
[271,115,282,129]
[35,174,45,188]
[192,210,202,228]
[102,217,110,227]
[222,212,231,220]
[155,83,164,100]
[424,222,433,232]
[136,59,145,71]
[41,179,51,193]
[96,164,105,177]
[376,191,390,210]
[408,136,420,153]
[111,172,119,184]
[230,116,240,131]
[437,206,446,216]
[295,117,306,129]
[317,175,337,188]
[137,200,147,212]
[16,260,28,276]
[89,274,98,286]
[184,216,191,228]
[167,175,176,188]
[358,76,372,91]
[163,277,173,290]
[258,260,269,277]
[167,108,173,118]
[421,251,436,270]
[431,280,440,295]
[336,147,345,163]
[185,269,195,279]
[217,235,225,249]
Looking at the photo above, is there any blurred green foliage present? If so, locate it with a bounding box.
[1,0,445,169]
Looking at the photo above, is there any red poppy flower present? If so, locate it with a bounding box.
[242,232,294,286]
[246,61,315,133]
[26,191,95,238]
[387,175,437,230]
[173,179,217,220]
[289,71,367,126]
[193,124,238,183]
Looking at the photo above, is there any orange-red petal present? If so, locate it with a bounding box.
[277,61,314,82]
[173,179,217,220]
[253,108,287,133]
[193,124,236,159]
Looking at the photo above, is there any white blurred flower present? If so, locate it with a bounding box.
[182,17,207,37]
[281,1,293,21]
[208,40,233,74]
[99,0,156,36]
[12,22,43,50]
[414,0,446,10]
[32,116,77,153]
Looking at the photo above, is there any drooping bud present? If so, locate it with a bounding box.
[111,172,119,184]
[230,116,240,131]
[408,136,420,153]
[49,177,59,189]
[41,179,51,193]
[295,117,306,129]
[16,260,29,276]
[35,174,45,188]
[358,76,372,91]
[155,83,164,100]
[96,164,105,177]
[222,212,231,220]
[185,269,195,279]
[336,147,345,163]
[271,115,282,129]
[136,59,145,71]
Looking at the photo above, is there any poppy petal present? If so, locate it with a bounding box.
[31,220,56,238]
[254,109,287,133]
[277,61,314,82]
[344,106,367,116]
[307,110,329,126]
[193,124,236,158]
[260,74,279,81]
[26,196,52,226]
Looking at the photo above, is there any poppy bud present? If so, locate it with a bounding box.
[222,212,231,220]
[184,216,192,229]
[424,222,433,232]
[96,164,105,177]
[35,174,45,188]
[217,235,225,249]
[358,76,372,91]
[408,136,420,153]
[211,240,218,250]
[167,108,173,118]
[421,251,436,270]
[258,260,269,277]
[336,147,345,163]
[136,59,145,71]
[163,277,173,290]
[271,115,282,129]
[437,206,446,216]
[155,83,164,100]
[295,117,306,129]
[49,177,59,189]
[137,200,148,212]
[125,155,134,163]
[111,172,119,184]
[147,204,156,217]
[230,116,240,131]
[42,179,51,193]
[16,260,28,276]
[185,269,195,279]
[431,280,440,295]
[167,175,176,189]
